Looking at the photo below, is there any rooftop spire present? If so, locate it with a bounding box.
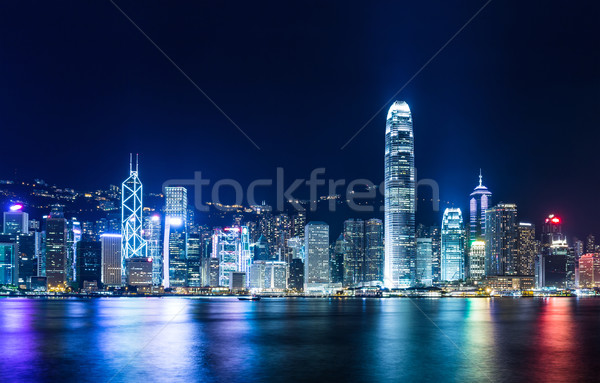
[129,153,133,173]
[136,153,139,173]
[479,169,482,187]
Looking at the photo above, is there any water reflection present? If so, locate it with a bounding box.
[1,297,600,382]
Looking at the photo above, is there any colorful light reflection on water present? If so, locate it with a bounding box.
[1,297,599,382]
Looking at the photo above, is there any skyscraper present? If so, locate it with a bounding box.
[331,233,345,285]
[343,218,364,286]
[121,154,147,285]
[212,227,241,287]
[469,171,492,242]
[144,214,162,286]
[485,203,518,276]
[304,222,329,291]
[416,238,433,285]
[517,222,537,276]
[384,101,415,288]
[537,214,571,288]
[468,240,486,280]
[288,258,304,292]
[586,234,596,254]
[186,234,202,287]
[76,240,101,291]
[3,204,28,235]
[441,208,465,281]
[45,206,67,290]
[101,234,122,288]
[365,218,384,283]
[579,253,600,288]
[163,186,188,288]
[0,242,16,285]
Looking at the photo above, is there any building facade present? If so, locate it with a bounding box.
[441,208,465,281]
[121,155,148,285]
[485,203,518,276]
[384,101,416,288]
[304,222,329,290]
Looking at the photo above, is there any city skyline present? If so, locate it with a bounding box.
[1,2,599,382]
[0,2,598,239]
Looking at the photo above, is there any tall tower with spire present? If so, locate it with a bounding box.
[121,154,148,284]
[384,101,416,288]
[469,170,492,243]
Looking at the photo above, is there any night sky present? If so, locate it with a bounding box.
[1,1,599,238]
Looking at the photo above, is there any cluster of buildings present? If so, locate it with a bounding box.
[383,100,596,293]
[1,101,598,295]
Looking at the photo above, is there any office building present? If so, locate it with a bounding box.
[343,219,364,286]
[265,261,287,291]
[144,214,163,286]
[126,257,153,288]
[186,234,202,287]
[0,242,16,285]
[485,203,518,276]
[517,223,537,276]
[3,204,29,235]
[288,258,304,292]
[537,214,572,288]
[163,186,188,288]
[76,240,102,290]
[121,155,148,284]
[468,240,486,280]
[384,101,416,288]
[365,218,384,283]
[45,206,68,290]
[304,222,329,290]
[416,238,433,285]
[579,253,600,288]
[441,208,465,281]
[331,234,345,285]
[469,171,492,242]
[101,234,122,287]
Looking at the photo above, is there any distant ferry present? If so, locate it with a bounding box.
[238,296,261,301]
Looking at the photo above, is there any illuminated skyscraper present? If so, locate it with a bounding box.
[468,240,486,280]
[441,208,465,281]
[485,203,518,276]
[579,253,600,288]
[144,214,162,286]
[0,242,16,285]
[416,238,433,285]
[331,234,345,284]
[537,214,572,288]
[586,234,596,254]
[343,218,364,286]
[45,206,68,290]
[186,234,202,287]
[304,222,329,291]
[365,219,384,283]
[121,154,147,284]
[163,186,188,288]
[101,234,122,287]
[3,204,28,235]
[517,222,537,276]
[212,227,241,287]
[469,171,492,242]
[384,101,415,288]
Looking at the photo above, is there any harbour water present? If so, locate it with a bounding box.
[1,297,599,382]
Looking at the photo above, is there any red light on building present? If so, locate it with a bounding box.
[551,217,561,224]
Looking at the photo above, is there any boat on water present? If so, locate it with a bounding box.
[238,296,261,301]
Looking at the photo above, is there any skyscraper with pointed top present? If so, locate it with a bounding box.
[121,154,147,285]
[384,101,416,288]
[469,170,492,243]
